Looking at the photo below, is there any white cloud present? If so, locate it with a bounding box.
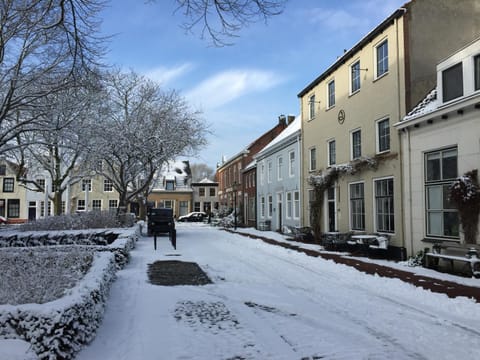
[185,69,284,109]
[308,8,369,31]
[143,63,194,85]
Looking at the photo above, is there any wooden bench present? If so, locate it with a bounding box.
[425,242,480,278]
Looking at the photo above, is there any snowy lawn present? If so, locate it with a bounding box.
[75,223,480,360]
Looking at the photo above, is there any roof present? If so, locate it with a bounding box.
[297,8,406,98]
[403,89,438,121]
[255,115,301,158]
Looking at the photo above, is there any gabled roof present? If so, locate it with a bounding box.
[403,89,438,121]
[255,115,301,159]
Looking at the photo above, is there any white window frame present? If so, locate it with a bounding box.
[82,179,92,192]
[267,161,272,183]
[103,179,113,192]
[92,199,102,210]
[327,79,335,108]
[286,191,292,219]
[375,39,389,79]
[308,94,316,120]
[267,194,273,218]
[376,117,390,154]
[350,129,362,160]
[260,162,265,186]
[350,59,361,94]
[77,199,86,211]
[288,150,295,177]
[277,156,283,180]
[327,139,336,167]
[373,177,395,234]
[349,181,365,231]
[293,191,300,219]
[108,199,118,210]
[309,147,316,172]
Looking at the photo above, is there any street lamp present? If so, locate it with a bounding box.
[232,181,237,230]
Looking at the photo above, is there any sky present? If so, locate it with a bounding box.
[99,0,407,170]
[2,224,480,358]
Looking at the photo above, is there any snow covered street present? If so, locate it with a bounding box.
[77,224,480,360]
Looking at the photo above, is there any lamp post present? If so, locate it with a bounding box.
[232,181,237,230]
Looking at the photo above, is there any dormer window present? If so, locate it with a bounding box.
[165,180,175,190]
[442,62,463,102]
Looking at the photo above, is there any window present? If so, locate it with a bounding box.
[164,200,173,209]
[165,180,174,190]
[109,199,118,210]
[104,179,113,192]
[309,94,316,120]
[350,182,365,231]
[442,63,463,102]
[277,156,283,180]
[309,148,316,171]
[3,178,14,192]
[267,161,272,183]
[327,80,335,108]
[375,178,394,233]
[260,196,265,218]
[294,191,300,219]
[194,202,201,212]
[0,165,6,176]
[61,201,65,214]
[425,148,459,238]
[209,187,216,196]
[7,199,20,218]
[77,199,86,211]
[328,140,336,166]
[199,188,205,197]
[286,192,292,218]
[377,118,390,153]
[40,201,52,217]
[35,178,45,191]
[475,55,480,91]
[268,195,273,218]
[376,40,388,78]
[260,163,265,185]
[82,179,92,192]
[351,60,361,93]
[351,130,361,159]
[92,199,102,210]
[289,151,295,177]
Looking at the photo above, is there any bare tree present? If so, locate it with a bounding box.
[190,163,215,182]
[0,0,105,154]
[173,0,286,46]
[8,76,102,215]
[92,69,208,213]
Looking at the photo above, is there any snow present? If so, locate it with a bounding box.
[3,223,480,359]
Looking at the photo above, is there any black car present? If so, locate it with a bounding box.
[177,212,207,222]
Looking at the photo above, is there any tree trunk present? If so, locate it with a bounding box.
[53,190,64,216]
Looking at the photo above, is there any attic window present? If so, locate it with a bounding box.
[166,180,175,190]
[442,62,463,102]
[0,165,5,176]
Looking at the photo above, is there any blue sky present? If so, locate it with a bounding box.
[99,0,406,170]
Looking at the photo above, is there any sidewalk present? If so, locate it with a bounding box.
[228,229,480,303]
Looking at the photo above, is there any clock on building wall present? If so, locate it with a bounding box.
[338,109,345,124]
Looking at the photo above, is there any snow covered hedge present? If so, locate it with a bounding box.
[0,250,116,359]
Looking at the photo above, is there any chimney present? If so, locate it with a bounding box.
[278,114,286,126]
[287,115,295,125]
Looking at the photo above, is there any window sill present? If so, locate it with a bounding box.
[349,89,360,97]
[373,71,389,82]
[326,105,335,112]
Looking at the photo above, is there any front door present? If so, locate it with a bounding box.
[327,186,336,232]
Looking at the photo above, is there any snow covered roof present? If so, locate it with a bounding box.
[403,89,438,121]
[255,115,301,158]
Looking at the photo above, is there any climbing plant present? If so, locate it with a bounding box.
[308,153,396,242]
[449,169,480,244]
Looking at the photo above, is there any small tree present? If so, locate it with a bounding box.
[449,170,480,244]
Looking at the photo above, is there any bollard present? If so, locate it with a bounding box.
[154,234,157,251]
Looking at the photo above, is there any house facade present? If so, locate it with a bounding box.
[0,160,27,223]
[242,162,257,228]
[256,115,301,232]
[69,174,120,214]
[395,38,480,255]
[147,161,192,218]
[191,178,219,214]
[216,117,287,224]
[298,0,480,258]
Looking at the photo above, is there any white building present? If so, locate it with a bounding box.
[395,37,480,255]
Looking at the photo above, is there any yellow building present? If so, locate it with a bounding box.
[0,160,27,223]
[298,1,480,259]
[69,175,120,213]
